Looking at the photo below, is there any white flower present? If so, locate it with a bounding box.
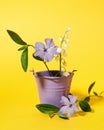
[57,47,62,53]
[59,37,63,42]
[67,27,71,31]
[57,47,67,57]
[62,43,68,48]
[66,38,70,43]
[59,95,79,118]
[63,71,69,77]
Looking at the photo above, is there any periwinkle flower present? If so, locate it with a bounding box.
[59,95,79,118]
[34,38,58,62]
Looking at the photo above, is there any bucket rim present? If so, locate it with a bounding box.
[34,70,73,79]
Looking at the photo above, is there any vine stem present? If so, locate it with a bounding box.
[59,53,62,73]
[44,61,52,76]
[27,44,34,48]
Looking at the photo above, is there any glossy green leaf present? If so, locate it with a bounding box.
[18,45,27,51]
[36,104,59,114]
[79,100,91,112]
[88,81,96,94]
[84,96,90,102]
[33,54,44,61]
[21,48,28,72]
[57,111,68,119]
[7,30,27,45]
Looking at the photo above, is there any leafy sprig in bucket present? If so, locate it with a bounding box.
[7,28,71,76]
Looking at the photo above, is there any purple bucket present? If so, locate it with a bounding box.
[34,71,73,107]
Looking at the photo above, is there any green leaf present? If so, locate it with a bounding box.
[49,112,56,118]
[36,104,59,114]
[88,81,96,94]
[21,48,28,72]
[79,100,91,112]
[33,54,44,61]
[18,45,27,51]
[57,111,68,119]
[93,91,98,96]
[7,30,27,45]
[84,96,90,102]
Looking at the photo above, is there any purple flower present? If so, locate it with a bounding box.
[59,95,79,118]
[34,39,58,62]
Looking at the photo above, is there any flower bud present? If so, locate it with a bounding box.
[59,37,63,42]
[67,27,71,31]
[62,43,68,48]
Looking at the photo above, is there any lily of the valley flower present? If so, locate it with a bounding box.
[59,37,63,42]
[59,95,79,118]
[63,71,69,77]
[57,47,62,53]
[62,43,68,48]
[56,46,67,56]
[34,38,58,62]
[67,27,71,31]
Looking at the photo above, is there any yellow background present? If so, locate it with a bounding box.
[0,0,104,129]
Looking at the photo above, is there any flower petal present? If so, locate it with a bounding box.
[60,96,70,106]
[44,52,53,62]
[34,50,44,59]
[34,42,45,50]
[49,46,59,55]
[67,108,74,118]
[45,39,54,48]
[59,106,69,114]
[72,105,79,112]
[68,95,77,104]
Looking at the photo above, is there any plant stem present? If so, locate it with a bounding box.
[27,44,34,48]
[59,53,62,72]
[44,61,52,76]
[59,35,65,73]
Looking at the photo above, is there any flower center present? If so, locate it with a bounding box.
[69,104,73,107]
[44,48,47,52]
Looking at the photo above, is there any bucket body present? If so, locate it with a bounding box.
[34,71,73,107]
